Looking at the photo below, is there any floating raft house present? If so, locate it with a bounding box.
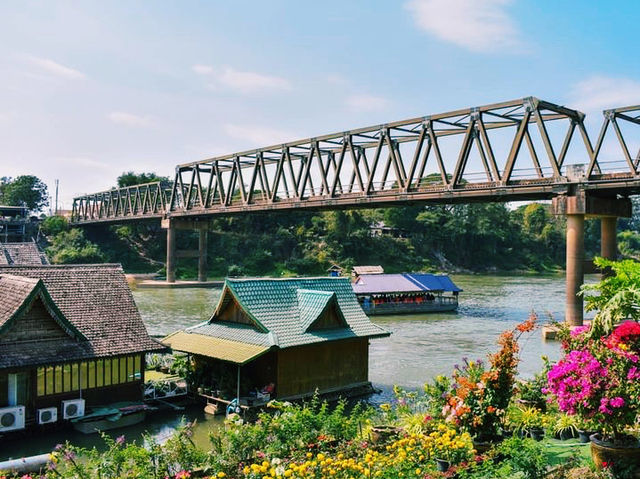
[352,273,462,315]
[163,277,390,408]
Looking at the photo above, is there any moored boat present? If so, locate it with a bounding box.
[71,403,151,434]
[352,272,462,316]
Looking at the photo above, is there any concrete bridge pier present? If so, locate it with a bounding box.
[553,192,631,326]
[162,218,209,284]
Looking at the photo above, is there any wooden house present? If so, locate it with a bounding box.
[163,277,389,406]
[0,264,163,433]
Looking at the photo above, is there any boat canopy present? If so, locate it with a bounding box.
[352,273,462,295]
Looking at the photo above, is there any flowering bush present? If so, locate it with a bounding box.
[439,314,537,439]
[546,320,640,440]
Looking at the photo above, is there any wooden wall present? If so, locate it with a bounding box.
[0,298,69,345]
[276,338,369,398]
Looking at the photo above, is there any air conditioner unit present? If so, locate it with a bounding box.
[62,399,85,419]
[0,406,25,432]
[37,407,58,424]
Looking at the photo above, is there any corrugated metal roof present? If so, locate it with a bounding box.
[352,273,462,294]
[352,274,422,294]
[405,274,463,292]
[166,277,389,353]
[163,331,270,365]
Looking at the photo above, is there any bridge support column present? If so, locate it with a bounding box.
[166,221,176,283]
[553,193,631,326]
[565,214,585,327]
[198,227,208,282]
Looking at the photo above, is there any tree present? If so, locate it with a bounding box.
[40,215,69,236]
[117,171,170,188]
[0,175,49,212]
[581,258,640,337]
[46,228,106,264]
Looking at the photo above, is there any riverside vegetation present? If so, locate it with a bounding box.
[37,172,640,278]
[3,260,640,479]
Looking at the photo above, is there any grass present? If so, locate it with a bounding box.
[543,437,592,466]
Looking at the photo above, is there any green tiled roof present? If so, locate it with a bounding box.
[166,277,389,358]
[297,289,338,332]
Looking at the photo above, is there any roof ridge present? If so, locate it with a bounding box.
[226,276,347,282]
[0,273,41,285]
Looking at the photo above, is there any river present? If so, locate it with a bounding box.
[0,273,592,460]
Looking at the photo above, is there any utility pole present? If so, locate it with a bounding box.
[55,179,59,215]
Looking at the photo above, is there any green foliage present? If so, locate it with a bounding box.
[0,175,49,211]
[46,228,106,264]
[456,437,548,479]
[208,397,373,474]
[117,171,170,187]
[581,258,640,337]
[40,215,69,236]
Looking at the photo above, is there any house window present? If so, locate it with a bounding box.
[37,368,45,396]
[96,360,104,388]
[104,359,112,386]
[35,356,142,397]
[63,364,72,393]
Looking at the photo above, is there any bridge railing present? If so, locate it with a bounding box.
[71,100,640,223]
[72,182,171,223]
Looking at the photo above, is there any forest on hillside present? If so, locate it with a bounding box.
[38,173,640,278]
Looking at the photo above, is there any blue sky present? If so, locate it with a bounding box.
[1,0,639,208]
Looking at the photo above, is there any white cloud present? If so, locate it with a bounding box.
[193,64,291,93]
[28,56,86,79]
[224,123,296,146]
[569,75,640,113]
[108,111,154,128]
[345,94,390,112]
[192,64,214,75]
[405,0,521,53]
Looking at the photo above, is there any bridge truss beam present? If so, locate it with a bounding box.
[71,99,640,224]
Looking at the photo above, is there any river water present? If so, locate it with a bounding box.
[1,273,593,460]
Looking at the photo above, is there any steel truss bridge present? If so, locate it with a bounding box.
[71,97,640,224]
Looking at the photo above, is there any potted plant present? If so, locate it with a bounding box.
[546,261,640,472]
[430,423,474,472]
[509,406,547,441]
[440,315,538,447]
[553,413,578,441]
[370,403,403,444]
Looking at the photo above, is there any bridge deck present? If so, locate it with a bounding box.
[71,98,640,224]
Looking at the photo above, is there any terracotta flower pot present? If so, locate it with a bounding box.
[369,425,402,444]
[590,433,640,473]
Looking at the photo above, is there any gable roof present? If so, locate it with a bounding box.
[164,277,389,361]
[0,264,163,367]
[352,273,462,294]
[297,289,347,332]
[0,242,49,265]
[0,274,85,339]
